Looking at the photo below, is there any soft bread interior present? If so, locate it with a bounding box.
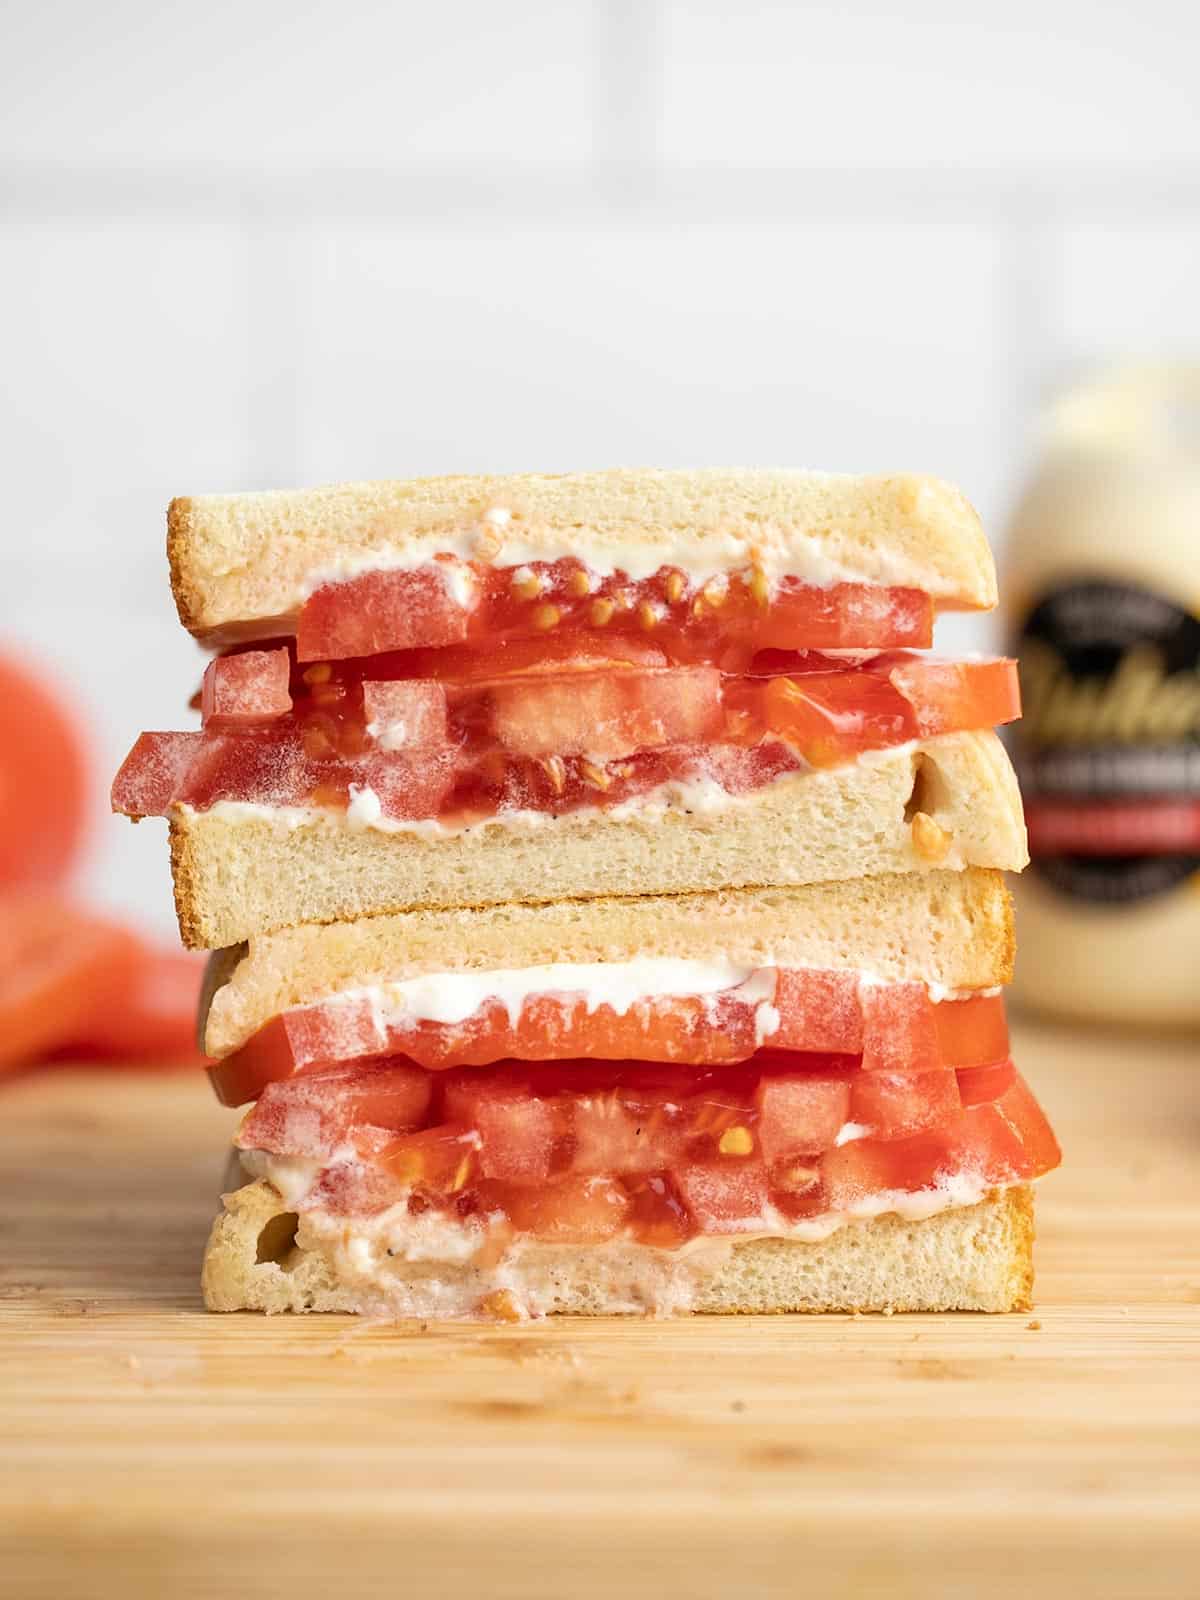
[202,1177,1035,1317]
[168,469,996,637]
[170,731,1027,949]
[203,867,1013,1057]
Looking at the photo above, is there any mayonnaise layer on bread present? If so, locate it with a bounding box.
[348,958,780,1037]
[299,527,938,607]
[211,955,996,1059]
[186,772,783,841]
[238,1153,1014,1320]
[184,742,924,843]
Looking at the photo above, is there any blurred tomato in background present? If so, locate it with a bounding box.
[0,646,203,1077]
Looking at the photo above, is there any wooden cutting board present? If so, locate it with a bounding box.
[2,1017,1198,1600]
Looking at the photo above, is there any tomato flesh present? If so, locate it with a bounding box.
[239,1062,433,1157]
[296,559,935,663]
[201,647,292,728]
[233,1057,1058,1245]
[0,893,143,1070]
[848,1068,961,1140]
[672,1160,770,1233]
[859,982,944,1074]
[885,655,1021,738]
[934,993,1010,1073]
[442,1073,567,1182]
[115,650,1018,833]
[299,562,473,659]
[58,946,206,1066]
[361,679,448,746]
[491,1174,631,1244]
[755,1074,851,1161]
[817,1076,1061,1215]
[0,650,89,891]
[208,979,1010,1105]
[376,1123,481,1192]
[488,665,723,760]
[757,671,912,769]
[956,1058,1017,1106]
[113,728,458,821]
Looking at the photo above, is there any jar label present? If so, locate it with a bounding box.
[1011,578,1200,903]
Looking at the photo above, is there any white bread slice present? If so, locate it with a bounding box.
[169,730,1027,949]
[167,469,996,639]
[203,868,1013,1058]
[202,1177,1035,1317]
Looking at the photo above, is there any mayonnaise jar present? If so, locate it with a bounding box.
[1004,365,1200,1026]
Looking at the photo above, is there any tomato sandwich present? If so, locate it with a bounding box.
[113,469,1060,1319]
[116,470,1025,945]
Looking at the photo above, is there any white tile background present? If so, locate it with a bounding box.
[2,0,1198,933]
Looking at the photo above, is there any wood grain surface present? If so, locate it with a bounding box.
[2,1016,1198,1599]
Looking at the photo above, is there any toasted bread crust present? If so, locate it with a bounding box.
[167,731,1026,949]
[165,495,197,631]
[202,1178,1035,1318]
[166,470,996,637]
[202,868,1013,1056]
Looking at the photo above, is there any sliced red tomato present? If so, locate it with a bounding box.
[755,1073,851,1161]
[235,1057,1058,1240]
[210,978,1011,1105]
[848,1068,961,1140]
[0,651,89,890]
[441,1072,566,1182]
[671,1159,770,1233]
[750,654,1018,767]
[361,679,448,746]
[112,728,457,821]
[376,1122,480,1192]
[493,1174,630,1243]
[381,634,670,682]
[112,730,209,816]
[759,582,933,653]
[964,1073,1062,1178]
[859,982,943,1073]
[884,655,1021,738]
[437,1060,756,1183]
[298,561,475,660]
[130,649,1017,830]
[758,670,912,769]
[206,994,385,1106]
[201,647,292,728]
[770,969,863,1053]
[236,1061,433,1158]
[295,560,935,664]
[619,1174,692,1247]
[60,945,206,1065]
[956,1058,1017,1106]
[487,666,722,760]
[0,894,142,1070]
[934,992,1009,1070]
[816,1073,1060,1214]
[570,1085,691,1174]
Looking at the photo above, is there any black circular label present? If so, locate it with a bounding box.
[1010,578,1200,903]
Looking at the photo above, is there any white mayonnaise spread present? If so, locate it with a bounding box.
[298,526,915,605]
[181,738,935,844]
[241,1151,1013,1321]
[834,1121,872,1146]
[213,942,992,1061]
[345,783,384,829]
[183,767,798,841]
[359,957,781,1032]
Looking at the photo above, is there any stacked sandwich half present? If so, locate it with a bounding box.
[115,470,1060,1319]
